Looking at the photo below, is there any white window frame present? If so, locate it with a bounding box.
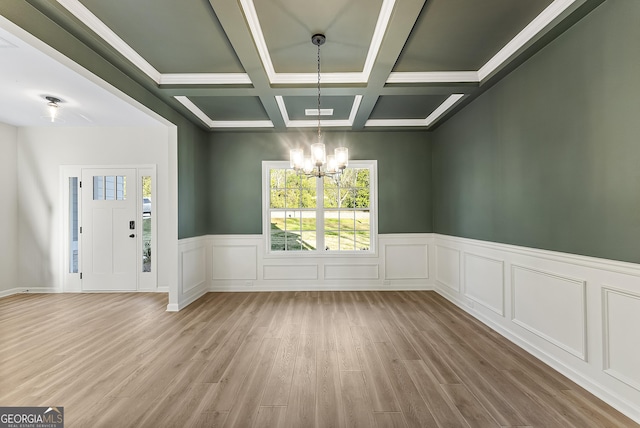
[262,160,378,257]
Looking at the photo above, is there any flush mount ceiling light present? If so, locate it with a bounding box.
[290,34,349,178]
[45,96,61,122]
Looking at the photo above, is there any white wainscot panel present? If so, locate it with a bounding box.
[603,287,640,392]
[181,247,206,293]
[324,264,379,280]
[385,244,429,279]
[212,245,257,280]
[264,264,318,280]
[511,265,586,360]
[464,253,504,316]
[436,245,460,291]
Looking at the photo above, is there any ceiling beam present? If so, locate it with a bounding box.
[351,0,427,129]
[208,0,285,128]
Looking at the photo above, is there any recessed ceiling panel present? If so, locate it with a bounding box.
[284,96,354,120]
[190,97,269,121]
[394,0,553,72]
[370,95,450,119]
[253,0,383,73]
[78,0,244,73]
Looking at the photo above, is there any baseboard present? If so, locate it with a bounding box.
[166,288,209,312]
[0,288,23,298]
[0,287,61,298]
[209,282,435,292]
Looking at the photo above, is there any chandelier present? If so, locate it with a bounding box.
[290,34,349,178]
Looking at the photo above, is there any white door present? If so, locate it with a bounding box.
[81,168,138,291]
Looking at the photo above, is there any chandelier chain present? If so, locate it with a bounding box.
[317,40,321,142]
[289,34,348,179]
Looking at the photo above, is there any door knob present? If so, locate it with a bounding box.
[129,234,135,238]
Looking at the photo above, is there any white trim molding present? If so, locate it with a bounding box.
[386,71,479,84]
[275,95,362,128]
[478,0,580,81]
[0,287,60,298]
[56,0,581,88]
[55,0,584,131]
[175,235,210,311]
[174,96,273,129]
[433,233,640,424]
[463,252,505,316]
[602,286,640,393]
[176,233,434,301]
[510,264,587,361]
[55,0,253,86]
[239,0,395,85]
[159,73,252,85]
[365,94,465,128]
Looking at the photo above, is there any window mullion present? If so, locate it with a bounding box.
[317,176,325,252]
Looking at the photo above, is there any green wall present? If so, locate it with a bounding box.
[432,1,640,263]
[206,131,432,234]
[177,125,211,238]
[1,0,211,239]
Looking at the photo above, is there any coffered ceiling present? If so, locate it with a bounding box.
[28,0,601,131]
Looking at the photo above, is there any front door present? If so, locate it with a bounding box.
[81,168,137,291]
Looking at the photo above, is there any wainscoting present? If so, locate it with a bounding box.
[177,232,640,423]
[176,233,434,310]
[433,234,640,424]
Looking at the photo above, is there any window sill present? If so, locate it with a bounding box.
[263,248,379,259]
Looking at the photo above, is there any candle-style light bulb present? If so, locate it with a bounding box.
[290,148,304,170]
[326,155,337,173]
[303,157,314,174]
[335,147,349,169]
[311,143,326,166]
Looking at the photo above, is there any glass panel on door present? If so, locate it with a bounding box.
[69,177,79,273]
[142,176,152,272]
[93,176,127,200]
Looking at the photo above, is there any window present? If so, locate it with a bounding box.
[68,177,79,273]
[263,160,377,254]
[141,176,152,272]
[93,175,126,200]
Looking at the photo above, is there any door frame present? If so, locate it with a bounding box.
[60,164,157,292]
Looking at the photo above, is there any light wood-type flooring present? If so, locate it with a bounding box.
[0,291,637,427]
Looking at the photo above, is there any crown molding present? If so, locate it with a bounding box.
[175,96,212,126]
[174,96,273,128]
[57,0,577,91]
[386,71,479,84]
[365,94,464,128]
[269,72,368,85]
[240,0,395,85]
[349,95,363,124]
[305,109,334,116]
[56,0,253,86]
[56,0,578,130]
[424,93,465,126]
[478,0,577,81]
[160,73,252,85]
[210,120,274,128]
[276,95,362,128]
[364,118,427,127]
[56,0,161,83]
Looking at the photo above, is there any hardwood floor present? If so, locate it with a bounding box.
[0,291,636,427]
